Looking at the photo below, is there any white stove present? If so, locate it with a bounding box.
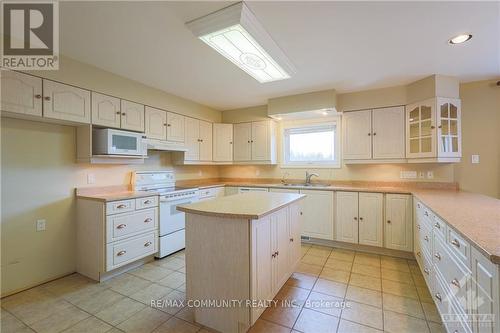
[133,171,198,258]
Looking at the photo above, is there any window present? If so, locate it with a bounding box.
[283,121,340,167]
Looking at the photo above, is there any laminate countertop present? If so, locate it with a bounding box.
[177,192,306,219]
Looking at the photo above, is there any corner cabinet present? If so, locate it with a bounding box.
[406,97,461,162]
[233,120,277,164]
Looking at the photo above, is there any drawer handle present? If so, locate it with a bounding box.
[144,241,152,247]
[434,222,441,229]
[424,268,430,275]
[424,236,429,242]
[451,239,460,248]
[417,203,421,208]
[116,204,127,209]
[144,218,152,223]
[117,224,127,229]
[417,225,421,230]
[143,200,152,204]
[117,250,126,256]
[434,253,441,261]
[417,251,421,257]
[451,278,461,288]
[272,253,276,258]
[35,94,42,99]
[435,293,442,302]
[424,211,429,216]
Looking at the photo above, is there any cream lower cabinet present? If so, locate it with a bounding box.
[385,194,413,252]
[336,191,359,243]
[1,71,43,116]
[43,79,91,123]
[300,190,334,240]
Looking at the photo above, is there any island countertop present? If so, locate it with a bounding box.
[177,192,305,219]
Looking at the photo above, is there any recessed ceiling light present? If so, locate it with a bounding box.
[186,2,295,83]
[448,34,472,44]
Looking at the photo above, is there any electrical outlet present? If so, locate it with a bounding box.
[427,171,434,179]
[198,170,203,177]
[400,171,417,179]
[255,169,260,176]
[87,173,96,184]
[471,155,480,164]
[36,219,46,232]
[419,172,425,179]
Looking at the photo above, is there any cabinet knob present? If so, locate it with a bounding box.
[451,239,460,248]
[435,293,442,302]
[359,217,363,221]
[417,224,421,230]
[431,125,436,129]
[247,140,251,143]
[144,218,152,223]
[373,132,376,136]
[387,220,391,224]
[44,96,51,101]
[424,235,429,242]
[438,125,442,129]
[35,94,42,99]
[417,251,421,257]
[434,222,440,229]
[451,278,460,288]
[122,112,126,116]
[167,124,171,127]
[164,123,167,127]
[229,141,233,144]
[424,268,430,275]
[368,133,371,136]
[117,250,126,256]
[144,241,152,247]
[354,217,358,220]
[300,212,303,215]
[434,252,441,261]
[272,253,276,258]
[290,238,294,242]
[251,140,254,143]
[117,224,127,229]
[276,251,279,256]
[116,111,121,115]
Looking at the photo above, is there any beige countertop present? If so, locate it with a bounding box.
[177,192,306,219]
[76,186,158,202]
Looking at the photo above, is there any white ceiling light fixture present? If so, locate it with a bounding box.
[448,34,472,44]
[186,2,295,83]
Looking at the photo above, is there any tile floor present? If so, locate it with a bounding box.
[0,244,444,333]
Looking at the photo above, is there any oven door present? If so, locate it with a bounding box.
[159,196,198,236]
[108,130,143,156]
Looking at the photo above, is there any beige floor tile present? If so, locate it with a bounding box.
[353,254,381,268]
[417,286,434,303]
[305,291,344,317]
[152,317,199,333]
[422,302,442,323]
[155,290,186,315]
[349,273,381,292]
[381,268,414,285]
[129,283,173,305]
[351,264,381,278]
[249,319,291,333]
[117,307,171,333]
[319,267,350,284]
[293,308,339,333]
[295,263,322,276]
[174,307,200,325]
[41,274,93,298]
[62,316,112,333]
[71,289,125,314]
[261,303,302,328]
[329,249,355,262]
[312,278,347,298]
[275,285,310,305]
[177,267,186,274]
[173,251,185,260]
[341,301,383,330]
[153,258,185,271]
[128,264,175,282]
[381,257,410,273]
[106,274,151,296]
[382,279,419,300]
[0,309,32,333]
[382,293,425,319]
[301,247,310,257]
[29,305,90,333]
[301,254,328,266]
[383,310,430,333]
[307,246,333,258]
[176,284,186,293]
[345,286,382,308]
[285,273,317,290]
[428,321,446,333]
[95,297,146,325]
[324,258,353,272]
[412,273,428,288]
[337,319,383,333]
[56,280,109,304]
[157,272,186,290]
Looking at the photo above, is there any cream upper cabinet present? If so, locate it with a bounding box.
[91,92,121,128]
[120,100,145,132]
[145,106,167,140]
[335,191,359,244]
[343,110,372,160]
[199,120,213,161]
[166,112,185,143]
[1,71,42,116]
[358,192,383,247]
[43,80,91,124]
[384,194,413,252]
[213,123,233,162]
[436,97,461,158]
[184,117,200,161]
[233,122,252,161]
[372,106,405,159]
[406,98,436,158]
[301,190,334,240]
[251,121,270,161]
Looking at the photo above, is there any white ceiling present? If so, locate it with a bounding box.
[60,1,500,110]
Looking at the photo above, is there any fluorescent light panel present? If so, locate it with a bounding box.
[187,2,294,83]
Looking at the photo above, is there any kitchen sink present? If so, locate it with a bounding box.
[282,183,331,187]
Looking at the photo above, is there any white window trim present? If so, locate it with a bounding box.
[280,116,341,169]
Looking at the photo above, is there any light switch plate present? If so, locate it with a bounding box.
[36,219,46,232]
[427,171,434,179]
[471,155,480,164]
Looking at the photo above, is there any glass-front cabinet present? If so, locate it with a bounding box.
[406,97,461,161]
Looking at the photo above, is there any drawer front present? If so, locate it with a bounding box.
[106,208,158,243]
[433,233,471,314]
[106,231,157,271]
[106,199,135,215]
[447,227,471,268]
[135,196,158,210]
[421,250,434,290]
[417,221,432,258]
[432,214,447,240]
[198,188,216,199]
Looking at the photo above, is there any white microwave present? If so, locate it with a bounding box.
[92,128,145,156]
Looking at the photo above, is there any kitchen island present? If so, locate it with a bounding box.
[177,192,305,333]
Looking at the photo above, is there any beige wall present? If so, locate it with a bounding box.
[454,79,500,198]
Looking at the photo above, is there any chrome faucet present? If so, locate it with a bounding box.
[305,171,319,185]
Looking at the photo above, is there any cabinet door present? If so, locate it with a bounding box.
[1,71,42,116]
[251,217,273,307]
[251,121,270,161]
[301,190,334,240]
[213,123,233,162]
[91,92,121,128]
[233,122,252,161]
[436,98,461,158]
[288,201,302,272]
[199,120,213,161]
[121,100,145,132]
[372,106,405,159]
[145,107,167,140]
[166,112,185,142]
[335,192,359,243]
[406,99,436,158]
[359,192,383,247]
[385,194,412,252]
[184,117,200,161]
[272,209,290,293]
[343,110,372,159]
[43,80,91,123]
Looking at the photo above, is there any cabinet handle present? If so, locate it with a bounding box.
[451,278,460,288]
[373,132,376,136]
[417,224,421,230]
[44,96,51,101]
[359,217,363,221]
[144,200,152,204]
[144,241,152,247]
[431,125,436,129]
[368,133,371,136]
[354,217,358,221]
[424,211,429,216]
[229,141,233,144]
[424,235,429,242]
[387,220,391,224]
[438,125,442,129]
[144,218,152,223]
[164,123,167,127]
[247,140,251,143]
[117,250,126,256]
[434,222,440,229]
[116,204,127,209]
[290,238,294,242]
[272,253,276,258]
[122,112,126,116]
[117,224,127,229]
[116,111,121,115]
[300,212,303,215]
[451,239,460,248]
[417,203,421,208]
[251,140,254,143]
[35,94,42,99]
[434,252,441,261]
[424,268,430,275]
[167,124,171,127]
[417,251,421,257]
[276,251,279,256]
[435,293,442,302]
